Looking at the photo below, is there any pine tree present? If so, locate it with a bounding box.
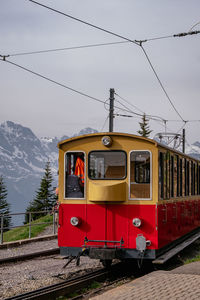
[25,161,56,222]
[137,113,152,138]
[0,175,11,231]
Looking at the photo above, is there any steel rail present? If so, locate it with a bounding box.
[0,248,59,264]
[5,266,116,300]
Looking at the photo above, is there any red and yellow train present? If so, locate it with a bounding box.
[57,132,200,266]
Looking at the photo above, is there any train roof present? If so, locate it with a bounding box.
[57,132,200,162]
[57,132,157,148]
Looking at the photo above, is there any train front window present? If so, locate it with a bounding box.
[130,151,151,199]
[65,152,85,198]
[89,151,126,179]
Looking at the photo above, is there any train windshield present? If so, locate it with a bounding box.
[89,151,126,179]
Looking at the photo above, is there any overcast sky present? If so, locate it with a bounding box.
[1,0,200,146]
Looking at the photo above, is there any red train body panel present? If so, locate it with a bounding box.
[58,203,158,249]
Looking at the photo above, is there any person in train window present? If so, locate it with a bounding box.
[75,155,85,186]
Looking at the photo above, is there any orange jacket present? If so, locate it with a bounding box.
[75,157,84,184]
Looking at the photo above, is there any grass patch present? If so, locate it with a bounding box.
[56,281,102,300]
[174,240,200,265]
[3,214,53,242]
[184,254,200,264]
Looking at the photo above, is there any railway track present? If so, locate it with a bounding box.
[0,248,59,264]
[5,263,126,300]
[3,252,189,300]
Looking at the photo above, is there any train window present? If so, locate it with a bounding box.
[186,160,190,196]
[198,165,199,195]
[188,161,190,196]
[130,151,151,200]
[159,152,164,199]
[184,159,187,196]
[88,151,126,180]
[171,155,174,198]
[180,158,183,197]
[191,162,194,195]
[176,155,179,197]
[65,152,85,198]
[194,163,197,195]
[198,165,200,195]
[165,152,170,199]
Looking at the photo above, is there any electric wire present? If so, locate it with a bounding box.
[28,0,140,47]
[165,123,186,146]
[1,57,188,144]
[189,21,200,32]
[100,114,109,132]
[8,41,129,57]
[140,45,185,122]
[113,94,183,138]
[0,58,106,105]
[114,93,145,114]
[0,58,151,118]
[5,29,200,57]
[114,92,168,123]
[2,56,198,132]
[114,97,166,123]
[27,0,186,124]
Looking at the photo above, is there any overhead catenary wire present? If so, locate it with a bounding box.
[1,58,196,141]
[114,95,167,123]
[189,21,200,32]
[8,41,129,57]
[114,93,189,138]
[3,29,199,57]
[100,114,109,132]
[2,56,196,135]
[0,57,155,118]
[114,93,145,114]
[27,0,187,124]
[140,45,185,122]
[114,92,168,123]
[28,0,140,47]
[0,56,179,132]
[0,58,106,105]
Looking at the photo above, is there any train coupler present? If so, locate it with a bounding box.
[63,248,88,268]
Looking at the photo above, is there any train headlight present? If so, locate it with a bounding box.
[132,218,142,228]
[102,136,112,147]
[70,217,79,226]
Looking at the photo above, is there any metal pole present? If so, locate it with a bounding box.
[182,128,185,153]
[0,216,4,244]
[29,212,31,239]
[109,88,115,132]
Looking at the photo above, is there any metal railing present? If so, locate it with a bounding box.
[0,210,58,244]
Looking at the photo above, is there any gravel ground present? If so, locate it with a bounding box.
[0,250,101,299]
[0,229,101,299]
[0,239,58,259]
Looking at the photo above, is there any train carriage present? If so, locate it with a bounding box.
[57,132,200,266]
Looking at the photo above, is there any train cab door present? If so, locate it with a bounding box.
[86,203,128,248]
[86,204,107,244]
[105,204,128,248]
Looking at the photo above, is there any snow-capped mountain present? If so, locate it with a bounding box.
[186,142,200,160]
[0,121,97,213]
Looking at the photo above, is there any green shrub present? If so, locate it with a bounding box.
[3,214,53,242]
